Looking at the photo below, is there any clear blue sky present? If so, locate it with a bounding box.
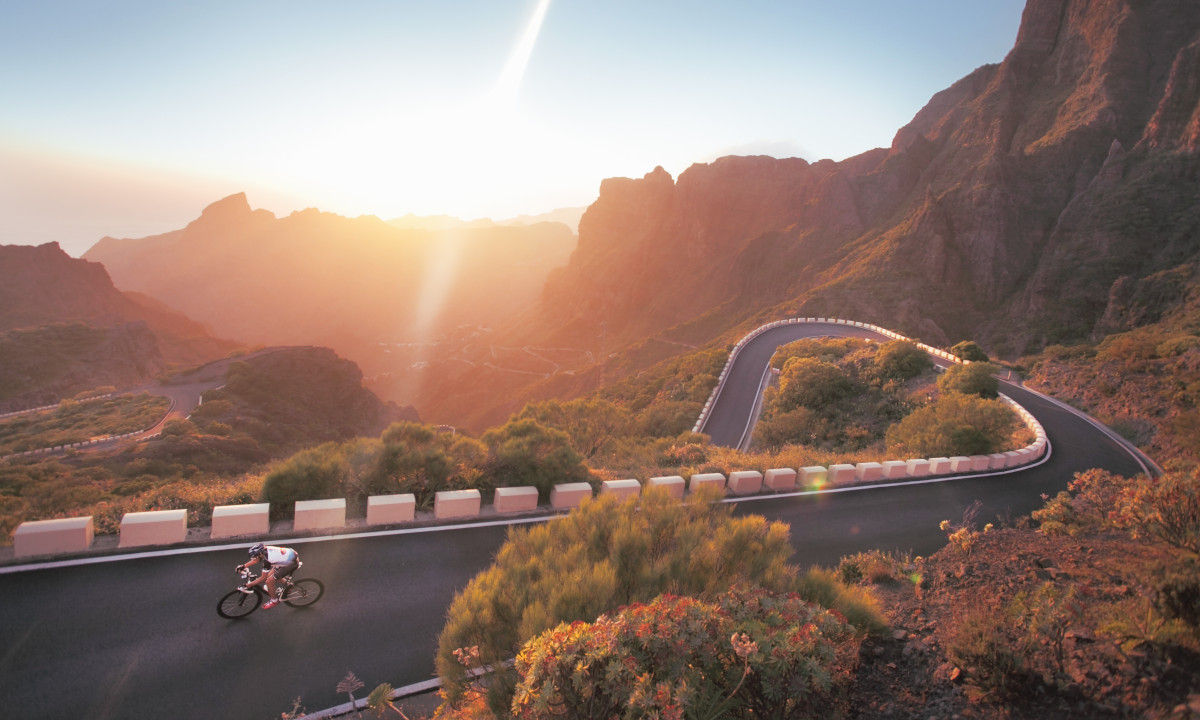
[0,1,1026,254]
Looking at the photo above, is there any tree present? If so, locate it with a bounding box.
[873,340,933,381]
[950,340,990,362]
[885,393,1019,457]
[937,362,1000,398]
[481,418,590,502]
[435,490,797,714]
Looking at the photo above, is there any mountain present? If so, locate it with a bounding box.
[528,0,1200,359]
[389,207,586,233]
[85,194,576,371]
[0,242,238,408]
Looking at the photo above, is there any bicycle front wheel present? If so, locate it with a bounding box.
[283,578,324,608]
[218,589,261,619]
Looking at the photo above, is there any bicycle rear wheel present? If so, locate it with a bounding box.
[283,578,324,608]
[218,589,261,618]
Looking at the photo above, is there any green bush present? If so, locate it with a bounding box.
[435,490,801,713]
[1153,558,1200,631]
[1112,467,1200,554]
[951,341,990,362]
[517,399,632,458]
[885,393,1020,457]
[1032,468,1126,536]
[509,587,854,720]
[481,418,590,502]
[946,607,1041,700]
[261,445,345,516]
[777,357,857,411]
[365,423,484,507]
[838,549,904,585]
[937,362,1000,398]
[874,341,934,380]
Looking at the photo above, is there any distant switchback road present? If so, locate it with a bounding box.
[0,324,1149,719]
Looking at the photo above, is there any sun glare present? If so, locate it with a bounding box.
[277,0,556,221]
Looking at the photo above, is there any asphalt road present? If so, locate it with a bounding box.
[0,327,1148,720]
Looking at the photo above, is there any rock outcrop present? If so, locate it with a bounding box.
[526,0,1200,358]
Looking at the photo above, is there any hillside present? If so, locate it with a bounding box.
[0,323,163,412]
[0,242,238,409]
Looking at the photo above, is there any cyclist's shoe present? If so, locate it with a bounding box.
[263,598,280,609]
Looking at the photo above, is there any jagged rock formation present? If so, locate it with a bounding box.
[531,0,1200,358]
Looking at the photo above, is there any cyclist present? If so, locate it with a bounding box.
[236,542,300,609]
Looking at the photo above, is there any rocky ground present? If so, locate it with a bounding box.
[842,528,1200,719]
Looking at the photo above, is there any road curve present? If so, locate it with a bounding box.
[0,328,1150,719]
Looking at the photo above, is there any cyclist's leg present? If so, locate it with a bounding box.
[276,560,299,595]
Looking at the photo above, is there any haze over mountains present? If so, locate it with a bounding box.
[84,194,576,374]
[46,0,1200,430]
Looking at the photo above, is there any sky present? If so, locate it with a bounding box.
[0,1,1026,255]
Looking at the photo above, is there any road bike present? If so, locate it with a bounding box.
[217,561,324,619]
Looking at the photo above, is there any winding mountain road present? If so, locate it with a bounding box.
[0,324,1151,719]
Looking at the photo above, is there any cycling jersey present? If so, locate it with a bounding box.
[262,546,298,567]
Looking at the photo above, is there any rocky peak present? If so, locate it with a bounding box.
[186,192,273,233]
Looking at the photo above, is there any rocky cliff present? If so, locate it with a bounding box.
[530,0,1200,358]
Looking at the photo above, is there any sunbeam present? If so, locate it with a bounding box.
[489,0,553,109]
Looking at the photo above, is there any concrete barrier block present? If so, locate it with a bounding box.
[119,509,187,548]
[551,482,593,510]
[881,461,908,479]
[906,459,931,477]
[601,479,641,501]
[689,472,726,494]
[366,494,416,525]
[928,457,952,475]
[435,489,482,520]
[764,468,797,491]
[988,453,1008,470]
[211,503,270,539]
[949,456,972,473]
[1004,451,1022,467]
[799,466,828,488]
[855,462,885,482]
[14,516,94,557]
[970,455,990,472]
[727,470,763,495]
[647,475,686,499]
[828,464,857,485]
[294,498,346,532]
[493,486,539,513]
